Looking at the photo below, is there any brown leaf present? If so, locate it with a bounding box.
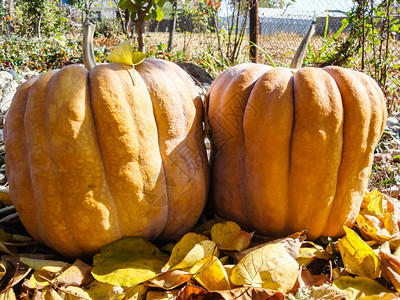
[233,232,305,262]
[146,270,193,290]
[175,285,284,300]
[296,265,331,290]
[379,249,400,292]
[56,259,93,287]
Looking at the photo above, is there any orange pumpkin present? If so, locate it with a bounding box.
[206,63,386,239]
[4,59,209,257]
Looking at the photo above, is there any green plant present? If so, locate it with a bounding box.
[313,0,400,113]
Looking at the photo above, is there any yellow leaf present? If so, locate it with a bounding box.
[338,226,380,279]
[19,257,70,273]
[297,242,331,266]
[333,276,392,300]
[91,237,169,287]
[145,290,177,300]
[62,282,125,300]
[211,221,252,251]
[124,284,148,300]
[131,51,146,66]
[148,270,192,290]
[365,190,384,215]
[190,255,231,291]
[0,288,16,300]
[24,270,53,288]
[230,240,299,292]
[162,232,213,272]
[106,40,134,66]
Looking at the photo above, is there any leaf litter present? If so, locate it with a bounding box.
[3,190,400,298]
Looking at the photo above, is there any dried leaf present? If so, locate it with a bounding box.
[338,226,380,279]
[162,233,216,272]
[147,270,192,290]
[0,288,16,300]
[288,284,346,300]
[145,290,177,300]
[124,284,147,300]
[92,237,168,287]
[211,221,252,251]
[379,249,400,292]
[297,242,331,266]
[190,255,231,291]
[296,265,331,289]
[333,276,392,300]
[19,257,70,273]
[230,238,300,292]
[62,281,125,300]
[56,259,93,286]
[175,285,284,300]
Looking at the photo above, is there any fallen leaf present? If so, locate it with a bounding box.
[106,40,134,66]
[193,219,218,236]
[0,288,16,300]
[92,237,168,287]
[124,284,147,300]
[379,249,400,292]
[296,242,331,266]
[338,226,380,279]
[333,276,393,300]
[19,257,70,274]
[145,290,177,300]
[162,233,217,272]
[230,238,300,292]
[190,255,231,291]
[175,285,284,300]
[295,265,331,289]
[233,232,305,263]
[131,51,146,65]
[364,190,384,215]
[62,281,125,300]
[288,284,345,300]
[211,221,252,251]
[147,270,192,290]
[56,259,93,286]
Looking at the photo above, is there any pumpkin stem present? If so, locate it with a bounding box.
[83,18,97,71]
[290,22,315,69]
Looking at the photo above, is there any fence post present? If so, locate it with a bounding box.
[249,0,259,63]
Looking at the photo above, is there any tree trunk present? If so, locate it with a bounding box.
[36,14,43,38]
[8,0,13,19]
[136,20,145,52]
[168,0,177,52]
[249,0,259,62]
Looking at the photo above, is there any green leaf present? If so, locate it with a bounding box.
[118,0,136,12]
[154,7,164,22]
[91,237,169,287]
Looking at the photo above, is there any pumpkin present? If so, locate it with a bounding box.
[4,59,209,257]
[206,63,387,239]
